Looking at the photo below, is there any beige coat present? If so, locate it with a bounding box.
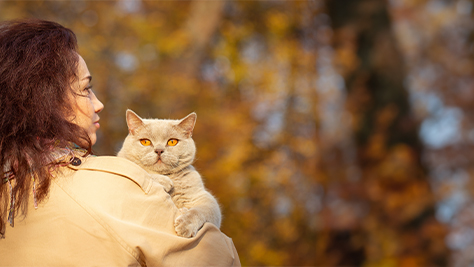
[0,155,240,266]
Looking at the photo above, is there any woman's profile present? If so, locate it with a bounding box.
[0,19,239,266]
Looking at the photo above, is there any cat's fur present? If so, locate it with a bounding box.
[117,110,221,238]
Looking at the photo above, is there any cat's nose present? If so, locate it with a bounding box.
[155,149,164,155]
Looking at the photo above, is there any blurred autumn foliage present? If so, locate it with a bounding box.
[3,0,474,265]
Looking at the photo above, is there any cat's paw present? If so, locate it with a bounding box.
[174,208,204,238]
[149,173,174,193]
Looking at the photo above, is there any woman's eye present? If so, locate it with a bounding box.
[140,139,152,146]
[83,85,93,95]
[167,139,178,146]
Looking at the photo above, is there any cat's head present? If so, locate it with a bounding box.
[118,109,197,174]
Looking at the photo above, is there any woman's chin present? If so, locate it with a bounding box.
[90,135,97,146]
[85,133,97,147]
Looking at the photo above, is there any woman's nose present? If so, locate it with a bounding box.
[91,91,104,113]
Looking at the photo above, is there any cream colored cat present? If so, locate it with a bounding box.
[117,110,221,238]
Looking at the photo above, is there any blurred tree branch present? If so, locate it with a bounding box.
[182,0,225,77]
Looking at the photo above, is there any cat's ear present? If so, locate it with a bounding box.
[126,109,144,135]
[177,112,197,138]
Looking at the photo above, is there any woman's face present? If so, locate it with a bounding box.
[69,55,104,146]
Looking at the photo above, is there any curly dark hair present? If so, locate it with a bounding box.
[0,19,92,237]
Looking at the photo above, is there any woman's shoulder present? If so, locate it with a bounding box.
[65,155,154,194]
[55,154,176,221]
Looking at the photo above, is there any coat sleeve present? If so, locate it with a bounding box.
[67,156,240,266]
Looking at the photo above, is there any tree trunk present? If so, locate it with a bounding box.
[326,0,449,265]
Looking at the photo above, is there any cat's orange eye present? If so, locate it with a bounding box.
[167,139,178,146]
[140,139,152,146]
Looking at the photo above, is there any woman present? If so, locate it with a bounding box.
[0,19,239,266]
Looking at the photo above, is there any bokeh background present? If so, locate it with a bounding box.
[2,0,474,266]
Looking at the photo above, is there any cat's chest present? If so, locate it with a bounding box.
[169,174,190,191]
[168,169,203,194]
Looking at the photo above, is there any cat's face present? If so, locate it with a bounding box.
[118,110,197,174]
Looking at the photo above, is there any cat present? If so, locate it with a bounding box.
[117,109,221,238]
